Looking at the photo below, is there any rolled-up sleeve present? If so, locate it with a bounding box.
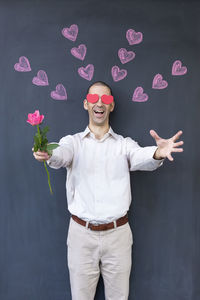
[46,135,74,169]
[125,137,165,171]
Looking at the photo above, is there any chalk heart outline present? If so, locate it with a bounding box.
[51,84,67,100]
[32,70,49,86]
[111,66,127,82]
[152,74,168,89]
[126,29,143,45]
[71,44,87,60]
[132,87,148,102]
[172,60,187,75]
[62,24,78,42]
[78,64,94,81]
[118,48,135,64]
[14,56,31,72]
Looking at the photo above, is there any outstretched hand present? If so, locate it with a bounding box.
[150,130,184,161]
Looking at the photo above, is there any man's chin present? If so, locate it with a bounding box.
[93,117,107,125]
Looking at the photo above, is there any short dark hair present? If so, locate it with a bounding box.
[86,81,113,95]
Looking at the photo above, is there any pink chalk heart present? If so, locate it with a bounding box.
[111,66,127,82]
[71,44,87,60]
[14,56,31,72]
[172,60,187,75]
[118,48,135,64]
[132,87,148,102]
[152,74,168,89]
[51,84,67,100]
[78,64,94,81]
[62,24,78,42]
[126,29,143,45]
[32,70,49,86]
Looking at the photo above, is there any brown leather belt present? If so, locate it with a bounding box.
[71,213,128,231]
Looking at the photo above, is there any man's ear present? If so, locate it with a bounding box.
[110,101,115,112]
[83,99,88,111]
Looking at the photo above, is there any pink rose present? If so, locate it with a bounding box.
[27,109,59,195]
[27,110,44,126]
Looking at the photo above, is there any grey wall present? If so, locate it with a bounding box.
[0,0,199,299]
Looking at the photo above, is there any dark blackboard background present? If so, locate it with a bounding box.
[0,0,199,299]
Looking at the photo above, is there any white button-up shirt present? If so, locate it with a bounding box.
[47,126,164,224]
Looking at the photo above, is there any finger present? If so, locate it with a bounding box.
[33,152,48,159]
[32,148,45,154]
[172,130,183,142]
[33,153,41,160]
[36,151,48,156]
[34,152,43,157]
[37,150,46,154]
[149,129,161,141]
[167,153,174,161]
[172,148,183,152]
[33,154,47,162]
[174,141,184,147]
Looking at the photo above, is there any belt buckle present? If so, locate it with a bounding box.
[87,219,118,231]
[88,221,99,230]
[92,222,101,230]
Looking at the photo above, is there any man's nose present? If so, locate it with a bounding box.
[97,97,103,105]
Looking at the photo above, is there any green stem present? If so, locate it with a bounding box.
[44,161,53,195]
[36,124,53,195]
[37,124,41,146]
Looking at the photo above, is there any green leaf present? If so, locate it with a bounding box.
[34,135,39,143]
[47,143,59,151]
[40,145,46,151]
[42,126,49,135]
[46,143,59,156]
[34,144,38,152]
[35,132,40,140]
[34,136,40,148]
[41,138,48,147]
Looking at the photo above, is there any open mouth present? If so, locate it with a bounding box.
[93,110,105,118]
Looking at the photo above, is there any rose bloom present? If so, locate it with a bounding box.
[27,110,44,126]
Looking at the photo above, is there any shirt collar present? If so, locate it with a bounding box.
[80,125,118,140]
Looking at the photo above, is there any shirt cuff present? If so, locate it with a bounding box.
[46,155,53,166]
[46,148,59,167]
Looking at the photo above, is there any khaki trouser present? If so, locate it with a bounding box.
[66,216,133,300]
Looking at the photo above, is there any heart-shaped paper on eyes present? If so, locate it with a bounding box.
[86,94,114,104]
[86,94,99,103]
[101,95,114,104]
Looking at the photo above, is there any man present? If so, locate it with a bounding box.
[33,81,183,300]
